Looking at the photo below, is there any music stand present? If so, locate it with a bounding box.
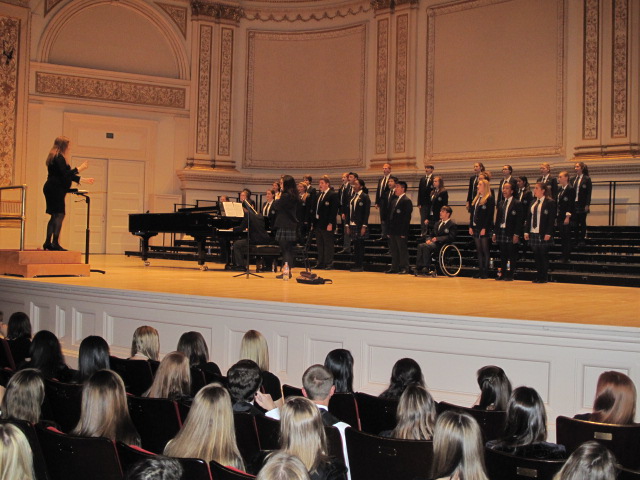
[70,189,105,274]
[233,200,262,279]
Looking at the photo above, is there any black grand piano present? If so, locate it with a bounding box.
[129,206,243,270]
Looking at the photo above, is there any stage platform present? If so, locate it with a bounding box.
[0,254,638,434]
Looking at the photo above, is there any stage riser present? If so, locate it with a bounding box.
[0,278,638,440]
[0,250,90,277]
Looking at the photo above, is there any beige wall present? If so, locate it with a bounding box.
[0,0,639,249]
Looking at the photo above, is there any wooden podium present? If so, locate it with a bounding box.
[0,250,90,277]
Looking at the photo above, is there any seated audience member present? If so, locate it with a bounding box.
[20,330,73,382]
[429,410,489,480]
[379,358,425,400]
[76,335,110,383]
[177,331,222,377]
[1,369,44,424]
[240,330,283,406]
[227,359,277,416]
[124,457,183,480]
[164,384,244,470]
[129,326,160,361]
[486,386,566,460]
[552,441,616,480]
[275,397,347,480]
[381,383,436,440]
[324,349,354,394]
[0,423,35,480]
[474,365,512,411]
[3,312,32,366]
[575,371,636,424]
[146,351,191,402]
[72,369,140,446]
[256,453,311,480]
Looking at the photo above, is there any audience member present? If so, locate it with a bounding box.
[72,369,140,445]
[324,349,354,394]
[1,369,44,424]
[124,457,183,480]
[552,441,616,480]
[130,326,160,361]
[379,358,425,401]
[474,365,512,411]
[76,335,110,383]
[21,330,72,382]
[256,452,311,480]
[240,330,283,406]
[176,331,222,377]
[227,359,277,416]
[3,312,32,366]
[383,383,436,440]
[164,384,244,470]
[146,351,191,402]
[0,423,35,480]
[575,371,636,424]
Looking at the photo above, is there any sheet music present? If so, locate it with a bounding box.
[221,201,245,218]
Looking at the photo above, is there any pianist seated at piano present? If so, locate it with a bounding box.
[231,201,275,271]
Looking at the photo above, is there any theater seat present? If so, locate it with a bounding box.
[437,401,506,442]
[127,396,183,454]
[282,384,303,398]
[233,413,260,464]
[618,465,640,480]
[0,338,16,370]
[354,392,398,435]
[556,416,640,470]
[1,419,49,480]
[254,414,280,451]
[43,378,82,432]
[209,460,255,479]
[484,447,565,480]
[329,392,361,430]
[36,425,123,480]
[109,356,154,396]
[116,442,156,475]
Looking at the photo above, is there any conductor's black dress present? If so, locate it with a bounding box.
[43,154,80,214]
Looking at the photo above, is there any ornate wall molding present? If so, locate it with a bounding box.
[157,2,188,38]
[217,27,234,157]
[582,0,599,140]
[243,1,371,22]
[34,71,187,108]
[611,0,628,138]
[45,0,64,15]
[192,0,244,24]
[196,24,213,155]
[0,15,20,187]
[394,13,408,154]
[375,18,388,155]
[371,0,418,12]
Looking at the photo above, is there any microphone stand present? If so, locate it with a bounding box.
[70,189,106,274]
[233,200,262,279]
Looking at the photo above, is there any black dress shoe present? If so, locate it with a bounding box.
[504,276,514,281]
[385,269,399,274]
[398,269,410,275]
[350,267,364,272]
[50,243,67,251]
[324,264,334,270]
[43,242,52,250]
[495,276,503,281]
[473,273,480,279]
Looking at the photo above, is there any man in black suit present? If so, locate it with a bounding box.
[303,174,317,199]
[313,175,339,270]
[572,161,592,246]
[466,162,485,212]
[386,181,413,274]
[557,171,575,262]
[262,189,276,231]
[524,183,557,284]
[346,177,370,272]
[492,182,523,281]
[414,205,456,275]
[375,164,392,239]
[338,172,358,254]
[417,164,435,236]
[537,162,558,199]
[378,176,397,249]
[498,165,519,204]
[232,201,273,270]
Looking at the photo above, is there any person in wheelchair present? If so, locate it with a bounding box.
[414,206,457,276]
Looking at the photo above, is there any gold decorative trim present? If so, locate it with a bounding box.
[45,0,64,15]
[196,25,213,155]
[217,27,233,157]
[244,2,371,22]
[394,13,408,154]
[372,0,418,12]
[0,16,20,187]
[611,0,627,138]
[157,2,188,38]
[425,0,564,161]
[191,0,244,24]
[583,0,599,140]
[375,18,389,155]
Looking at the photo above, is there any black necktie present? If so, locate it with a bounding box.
[532,200,540,229]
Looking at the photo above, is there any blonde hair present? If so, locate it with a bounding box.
[431,410,489,480]
[164,384,244,470]
[391,384,436,440]
[46,136,70,166]
[473,179,492,206]
[147,351,191,400]
[256,453,311,480]
[280,396,328,473]
[0,423,35,480]
[240,330,269,371]
[72,370,140,446]
[130,326,160,361]
[1,369,44,424]
[591,371,636,424]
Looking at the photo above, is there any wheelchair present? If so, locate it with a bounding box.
[423,243,462,277]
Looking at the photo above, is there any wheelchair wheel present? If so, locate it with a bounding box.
[439,244,462,277]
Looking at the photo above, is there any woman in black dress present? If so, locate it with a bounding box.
[273,175,300,278]
[42,136,94,251]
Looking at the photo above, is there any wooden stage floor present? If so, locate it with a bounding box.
[9,254,638,329]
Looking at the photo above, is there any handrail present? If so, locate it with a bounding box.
[0,185,27,250]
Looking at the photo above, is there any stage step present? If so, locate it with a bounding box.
[0,250,90,277]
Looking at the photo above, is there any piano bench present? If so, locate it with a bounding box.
[246,245,281,256]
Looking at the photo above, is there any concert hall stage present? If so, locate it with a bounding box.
[1,254,638,434]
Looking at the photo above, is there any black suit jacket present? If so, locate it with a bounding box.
[556,185,575,220]
[313,189,339,229]
[418,175,434,206]
[387,194,413,237]
[572,175,592,210]
[469,195,496,231]
[337,183,352,215]
[261,201,276,230]
[497,177,519,203]
[525,198,557,237]
[537,175,559,199]
[429,190,448,222]
[494,197,524,237]
[273,193,299,231]
[379,190,396,222]
[234,209,272,245]
[431,219,457,244]
[346,192,371,229]
[467,175,479,204]
[375,175,391,206]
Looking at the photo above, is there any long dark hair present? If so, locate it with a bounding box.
[281,175,298,198]
[28,330,67,379]
[7,312,31,340]
[575,162,590,176]
[379,358,425,400]
[477,366,512,411]
[496,386,547,448]
[324,349,354,394]
[78,336,111,383]
[177,331,209,367]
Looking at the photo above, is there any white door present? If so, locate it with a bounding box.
[105,159,145,254]
[68,157,108,253]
